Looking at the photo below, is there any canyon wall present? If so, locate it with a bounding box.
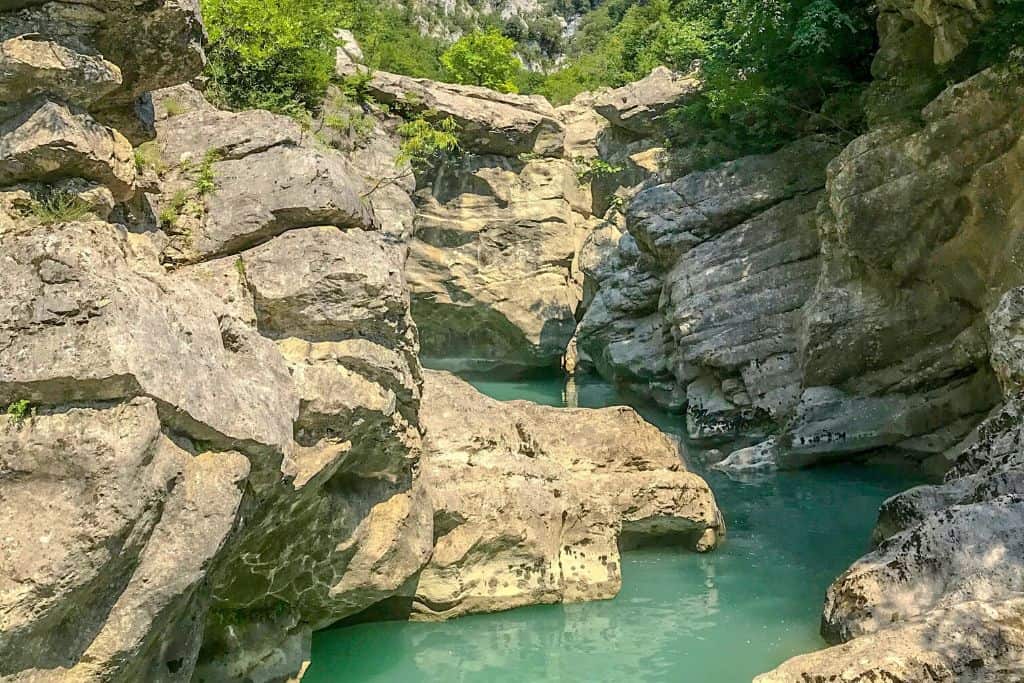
[0,6,723,682]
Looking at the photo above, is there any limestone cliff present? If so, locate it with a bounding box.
[0,6,723,682]
[754,3,1024,680]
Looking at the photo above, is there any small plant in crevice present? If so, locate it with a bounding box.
[360,113,462,200]
[234,256,248,283]
[163,97,189,117]
[574,156,624,184]
[159,189,190,229]
[606,193,628,215]
[134,141,167,175]
[194,150,221,197]
[324,110,376,144]
[5,399,32,426]
[27,190,93,225]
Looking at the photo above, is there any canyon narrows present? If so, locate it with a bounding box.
[2,0,1024,681]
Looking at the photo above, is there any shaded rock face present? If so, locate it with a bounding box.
[412,370,723,620]
[409,154,592,371]
[578,137,839,440]
[583,56,1022,474]
[754,16,1024,677]
[0,6,428,680]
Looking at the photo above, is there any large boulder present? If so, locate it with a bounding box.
[0,36,122,108]
[0,221,298,455]
[758,395,1024,681]
[366,70,565,157]
[792,60,1024,467]
[593,66,700,137]
[0,398,250,681]
[150,101,379,264]
[411,370,724,620]
[0,100,135,199]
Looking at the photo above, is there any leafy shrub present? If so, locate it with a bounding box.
[441,29,524,93]
[5,399,31,425]
[972,0,1024,66]
[574,156,624,183]
[666,0,875,158]
[397,115,461,166]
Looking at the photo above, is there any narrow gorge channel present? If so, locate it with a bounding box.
[3,0,1023,681]
[306,373,922,682]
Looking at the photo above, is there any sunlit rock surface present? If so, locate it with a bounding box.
[412,370,724,620]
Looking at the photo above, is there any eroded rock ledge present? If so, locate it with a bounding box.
[413,370,722,621]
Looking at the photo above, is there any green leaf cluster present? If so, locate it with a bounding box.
[200,0,343,114]
[397,115,461,166]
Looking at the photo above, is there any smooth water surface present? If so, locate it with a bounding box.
[306,374,922,683]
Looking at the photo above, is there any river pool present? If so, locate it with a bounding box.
[305,374,921,683]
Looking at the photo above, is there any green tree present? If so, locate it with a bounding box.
[441,29,524,93]
[201,0,342,114]
[669,0,876,157]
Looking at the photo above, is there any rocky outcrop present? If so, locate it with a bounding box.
[361,58,700,374]
[408,154,593,371]
[759,394,1024,681]
[367,70,565,157]
[577,137,839,439]
[0,6,429,679]
[592,66,700,137]
[755,13,1024,681]
[411,370,723,620]
[360,69,588,372]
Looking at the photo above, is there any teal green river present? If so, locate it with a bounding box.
[305,374,922,683]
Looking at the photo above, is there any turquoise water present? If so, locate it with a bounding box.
[306,374,922,683]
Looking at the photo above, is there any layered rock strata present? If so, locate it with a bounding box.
[759,295,1024,680]
[756,4,1024,680]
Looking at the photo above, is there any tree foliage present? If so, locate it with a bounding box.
[200,0,342,113]
[441,29,524,93]
[200,0,447,113]
[670,0,876,157]
[397,115,461,166]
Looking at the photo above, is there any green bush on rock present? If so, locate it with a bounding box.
[200,0,343,114]
[397,115,461,166]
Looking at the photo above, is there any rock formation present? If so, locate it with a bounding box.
[573,2,1021,479]
[412,370,722,620]
[758,292,1024,680]
[0,8,723,682]
[753,3,1024,680]
[355,62,698,375]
